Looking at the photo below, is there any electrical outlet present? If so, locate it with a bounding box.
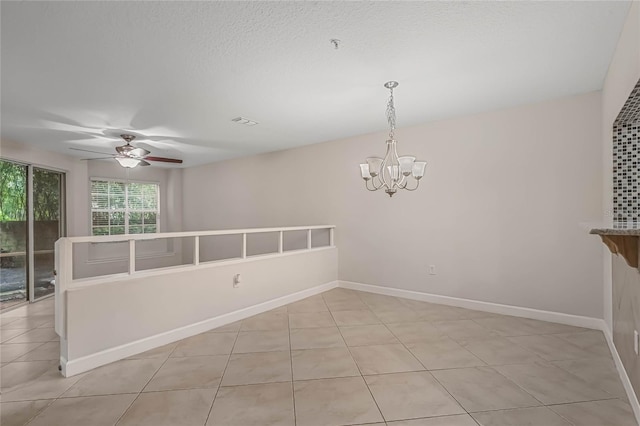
[428,265,436,275]
[233,274,241,288]
[634,330,639,355]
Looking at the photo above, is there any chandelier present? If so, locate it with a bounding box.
[359,81,427,197]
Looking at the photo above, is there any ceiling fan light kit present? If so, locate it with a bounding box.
[115,156,148,168]
[359,81,427,197]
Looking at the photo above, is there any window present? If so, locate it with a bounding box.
[90,179,159,236]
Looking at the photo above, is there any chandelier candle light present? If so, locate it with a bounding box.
[359,81,427,197]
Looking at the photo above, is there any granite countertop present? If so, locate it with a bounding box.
[589,222,640,236]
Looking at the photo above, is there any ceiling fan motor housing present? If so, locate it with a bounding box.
[116,134,150,158]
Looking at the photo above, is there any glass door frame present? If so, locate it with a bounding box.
[1,158,67,304]
[29,164,66,302]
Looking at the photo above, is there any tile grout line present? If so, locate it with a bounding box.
[1,359,59,396]
[112,342,183,426]
[363,294,584,426]
[463,395,623,416]
[20,397,57,426]
[1,340,49,364]
[484,345,629,408]
[485,362,562,409]
[1,327,36,345]
[544,394,634,426]
[288,302,297,425]
[374,297,619,413]
[414,322,554,416]
[328,290,388,424]
[202,326,241,426]
[370,298,479,423]
[546,358,630,401]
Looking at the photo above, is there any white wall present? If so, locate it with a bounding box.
[601,1,640,330]
[183,92,604,318]
[63,247,338,374]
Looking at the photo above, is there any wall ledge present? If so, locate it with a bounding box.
[590,227,639,269]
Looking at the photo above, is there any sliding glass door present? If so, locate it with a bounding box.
[0,160,28,308]
[33,168,64,299]
[0,159,65,308]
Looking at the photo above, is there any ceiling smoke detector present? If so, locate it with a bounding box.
[232,117,258,126]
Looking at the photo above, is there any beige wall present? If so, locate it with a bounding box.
[601,1,640,399]
[612,256,640,397]
[602,0,640,330]
[183,91,604,318]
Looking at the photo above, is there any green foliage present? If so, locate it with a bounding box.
[0,161,62,222]
[0,161,27,221]
[33,168,61,221]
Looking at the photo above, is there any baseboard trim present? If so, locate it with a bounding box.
[339,280,639,423]
[62,280,339,377]
[339,281,602,329]
[601,324,640,425]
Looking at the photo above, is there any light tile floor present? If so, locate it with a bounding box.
[0,289,638,426]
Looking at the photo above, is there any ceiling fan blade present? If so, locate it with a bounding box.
[139,160,151,166]
[116,145,150,157]
[144,156,183,164]
[81,157,115,161]
[130,147,150,157]
[70,147,113,155]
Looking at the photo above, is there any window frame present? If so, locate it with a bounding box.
[89,177,160,236]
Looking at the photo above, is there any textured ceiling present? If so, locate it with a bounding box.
[0,1,631,167]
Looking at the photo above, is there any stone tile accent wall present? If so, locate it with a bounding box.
[613,79,640,223]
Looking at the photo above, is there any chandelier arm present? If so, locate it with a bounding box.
[368,175,381,190]
[364,179,379,191]
[396,174,407,189]
[370,174,387,190]
[390,140,403,189]
[379,144,392,189]
[376,179,389,190]
[400,179,420,191]
[377,177,388,190]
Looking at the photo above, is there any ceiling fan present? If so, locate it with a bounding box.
[71,134,183,168]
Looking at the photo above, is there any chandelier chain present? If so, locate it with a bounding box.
[386,87,396,139]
